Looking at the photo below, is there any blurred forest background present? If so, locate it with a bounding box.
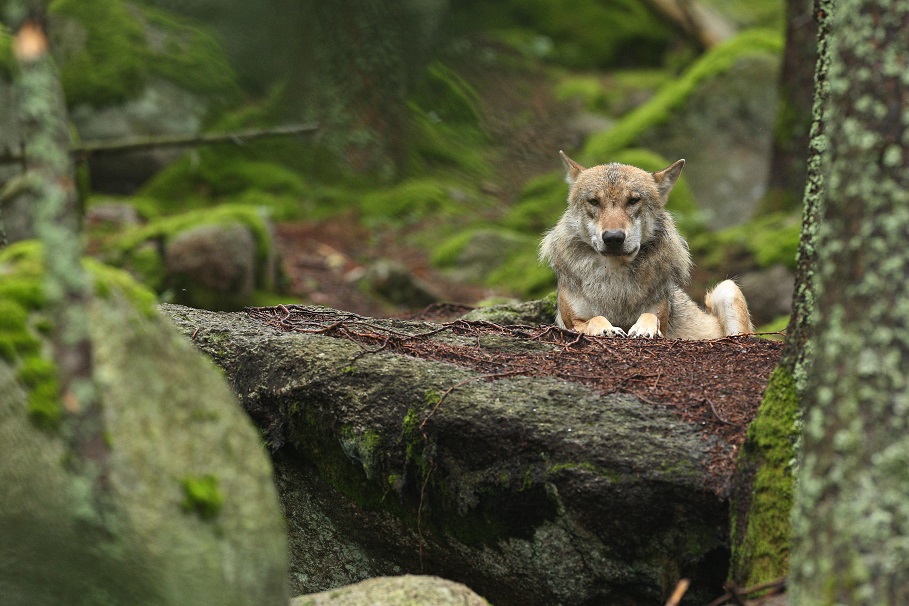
[0,0,810,329]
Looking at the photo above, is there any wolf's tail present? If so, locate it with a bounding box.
[705,280,754,336]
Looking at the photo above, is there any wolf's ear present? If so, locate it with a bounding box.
[652,159,685,201]
[559,150,585,186]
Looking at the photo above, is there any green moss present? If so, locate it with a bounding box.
[49,0,237,107]
[139,154,307,212]
[584,29,784,160]
[181,474,224,519]
[730,366,799,586]
[50,0,147,107]
[112,204,274,281]
[450,0,673,69]
[0,241,161,431]
[690,212,801,271]
[0,24,13,79]
[83,258,159,318]
[138,5,238,99]
[408,62,489,179]
[555,70,670,115]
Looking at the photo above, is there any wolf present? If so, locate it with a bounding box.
[539,152,753,339]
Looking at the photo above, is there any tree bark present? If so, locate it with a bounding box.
[6,3,108,508]
[728,0,833,586]
[790,0,909,602]
[761,0,820,214]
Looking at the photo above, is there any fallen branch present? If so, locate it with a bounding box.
[0,123,319,165]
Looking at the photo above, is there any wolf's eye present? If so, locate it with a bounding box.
[587,197,599,206]
[628,194,642,205]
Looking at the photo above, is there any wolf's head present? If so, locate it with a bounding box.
[559,151,684,262]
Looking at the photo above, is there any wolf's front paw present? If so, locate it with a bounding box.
[584,316,627,337]
[628,313,662,338]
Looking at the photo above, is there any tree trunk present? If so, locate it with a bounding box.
[728,0,833,586]
[790,0,909,602]
[6,2,108,508]
[760,0,820,214]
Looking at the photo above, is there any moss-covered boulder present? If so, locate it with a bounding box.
[583,30,784,228]
[163,304,759,605]
[0,242,288,605]
[291,575,490,606]
[48,0,239,192]
[108,204,280,310]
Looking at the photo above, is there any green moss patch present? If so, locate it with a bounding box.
[0,24,13,79]
[0,241,161,431]
[112,204,274,282]
[181,474,224,519]
[449,0,674,69]
[690,212,801,272]
[50,0,237,107]
[583,29,784,160]
[730,366,799,586]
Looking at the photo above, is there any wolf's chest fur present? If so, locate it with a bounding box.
[558,237,677,328]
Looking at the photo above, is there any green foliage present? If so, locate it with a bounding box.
[51,0,147,106]
[49,0,237,107]
[0,24,13,79]
[140,154,306,207]
[138,5,238,100]
[408,62,489,179]
[448,0,675,69]
[555,70,670,115]
[584,29,784,160]
[690,212,801,271]
[181,474,224,519]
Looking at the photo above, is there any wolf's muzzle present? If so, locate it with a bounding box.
[602,229,626,251]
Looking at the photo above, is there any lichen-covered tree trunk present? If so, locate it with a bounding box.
[5,0,109,519]
[789,0,909,602]
[729,0,833,586]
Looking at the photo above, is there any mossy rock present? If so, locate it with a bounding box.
[0,241,288,605]
[290,575,490,606]
[460,293,557,326]
[138,152,308,217]
[729,366,798,586]
[108,204,281,309]
[448,0,675,69]
[50,0,238,108]
[583,29,784,161]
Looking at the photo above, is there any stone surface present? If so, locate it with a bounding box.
[164,223,257,302]
[290,575,490,606]
[163,303,737,606]
[0,257,288,605]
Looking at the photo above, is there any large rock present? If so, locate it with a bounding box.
[162,303,777,605]
[0,244,288,605]
[291,575,489,606]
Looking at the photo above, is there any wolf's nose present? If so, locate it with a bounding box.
[602,230,626,247]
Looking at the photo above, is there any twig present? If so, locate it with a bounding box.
[665,579,690,606]
[419,370,526,431]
